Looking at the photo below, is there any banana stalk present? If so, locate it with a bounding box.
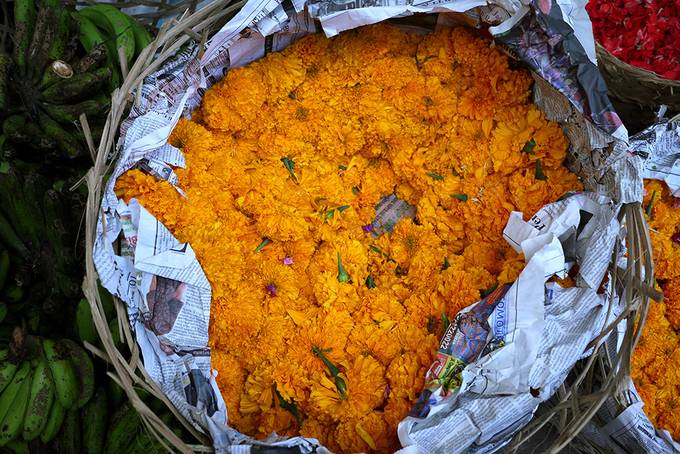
[39,61,74,91]
[74,44,108,74]
[27,4,58,81]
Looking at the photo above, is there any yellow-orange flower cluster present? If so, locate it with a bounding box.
[115,24,581,452]
[633,181,680,438]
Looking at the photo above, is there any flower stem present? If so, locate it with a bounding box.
[312,346,347,399]
[337,252,351,283]
[646,190,656,218]
[275,387,303,426]
[255,238,271,253]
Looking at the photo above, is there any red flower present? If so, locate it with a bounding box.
[586,0,680,79]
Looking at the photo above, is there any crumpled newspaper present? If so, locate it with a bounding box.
[578,379,680,454]
[396,193,676,453]
[632,113,680,196]
[93,0,663,452]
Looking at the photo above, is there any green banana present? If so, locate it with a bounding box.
[0,361,32,445]
[62,9,81,64]
[56,409,80,454]
[75,12,109,52]
[82,386,108,454]
[13,0,36,71]
[2,285,23,304]
[104,402,140,454]
[0,212,27,258]
[109,317,122,348]
[0,362,29,425]
[79,5,135,64]
[40,67,111,103]
[0,53,11,113]
[48,9,71,61]
[3,115,58,155]
[99,284,116,321]
[15,171,46,248]
[59,339,94,408]
[76,298,98,345]
[107,374,125,410]
[2,115,28,143]
[75,13,121,89]
[35,125,60,151]
[0,248,9,290]
[38,111,82,159]
[22,359,54,441]
[42,0,61,10]
[41,190,77,287]
[42,339,78,410]
[0,360,18,394]
[125,15,152,59]
[5,439,29,454]
[41,99,110,124]
[127,430,165,454]
[27,4,58,80]
[38,400,64,443]
[0,167,41,247]
[22,169,47,226]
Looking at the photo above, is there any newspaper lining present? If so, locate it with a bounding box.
[93,0,670,451]
[633,115,680,196]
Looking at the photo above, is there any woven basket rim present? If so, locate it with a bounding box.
[595,43,680,87]
[82,3,655,452]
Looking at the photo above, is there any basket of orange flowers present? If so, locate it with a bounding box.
[82,0,669,452]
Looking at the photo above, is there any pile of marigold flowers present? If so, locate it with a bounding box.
[587,0,680,79]
[116,24,582,453]
[633,181,680,439]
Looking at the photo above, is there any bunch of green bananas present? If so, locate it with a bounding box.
[75,4,152,89]
[74,297,182,454]
[0,326,169,454]
[0,161,85,334]
[0,0,151,162]
[0,333,92,448]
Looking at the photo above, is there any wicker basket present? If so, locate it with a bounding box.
[596,43,680,111]
[82,2,657,452]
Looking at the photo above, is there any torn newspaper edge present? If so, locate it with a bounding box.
[633,114,680,197]
[92,0,658,452]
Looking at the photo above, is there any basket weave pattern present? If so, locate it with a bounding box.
[596,43,680,110]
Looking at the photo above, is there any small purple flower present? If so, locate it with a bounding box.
[521,169,527,177]
[283,256,294,265]
[383,384,391,399]
[362,223,374,233]
[266,284,277,297]
[672,232,680,245]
